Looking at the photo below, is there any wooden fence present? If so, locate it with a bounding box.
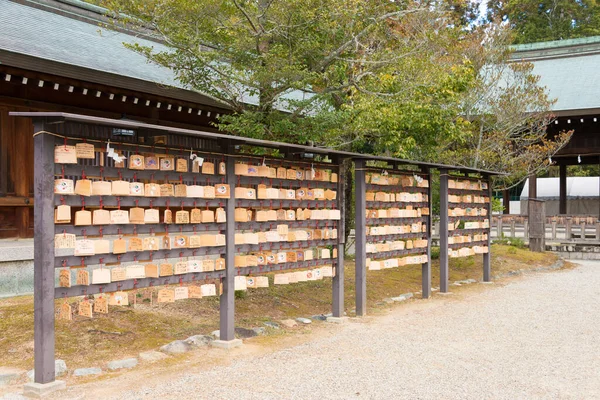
[491,215,600,241]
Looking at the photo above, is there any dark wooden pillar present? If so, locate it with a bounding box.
[439,169,449,293]
[559,163,567,215]
[332,160,345,318]
[354,159,366,316]
[33,126,56,384]
[219,154,235,341]
[503,189,510,214]
[528,172,537,201]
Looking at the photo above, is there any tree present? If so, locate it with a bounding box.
[485,0,600,44]
[438,25,572,189]
[99,0,468,149]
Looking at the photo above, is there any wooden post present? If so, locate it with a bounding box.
[523,219,529,241]
[580,222,586,240]
[483,179,492,282]
[332,160,345,318]
[421,167,432,299]
[528,199,546,252]
[503,189,510,214]
[566,217,572,240]
[497,215,503,237]
[219,154,235,341]
[439,169,449,293]
[33,126,56,384]
[354,159,367,316]
[559,163,567,215]
[510,219,516,238]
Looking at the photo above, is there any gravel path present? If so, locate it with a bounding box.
[60,262,600,399]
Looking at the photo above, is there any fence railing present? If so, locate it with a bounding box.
[491,215,600,241]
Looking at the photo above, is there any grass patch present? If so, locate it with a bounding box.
[0,244,558,370]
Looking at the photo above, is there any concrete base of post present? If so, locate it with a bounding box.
[480,281,495,285]
[326,316,348,324]
[436,292,454,295]
[23,380,66,398]
[210,339,243,350]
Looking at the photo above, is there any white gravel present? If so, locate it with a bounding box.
[62,261,600,399]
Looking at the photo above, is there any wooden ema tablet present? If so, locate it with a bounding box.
[203,185,215,198]
[216,208,226,223]
[55,233,76,249]
[175,184,187,197]
[145,263,159,278]
[255,276,269,288]
[189,208,201,224]
[164,209,173,224]
[176,158,188,172]
[74,209,92,226]
[78,300,93,318]
[188,285,202,298]
[129,154,145,170]
[75,142,95,159]
[110,209,130,224]
[145,155,159,170]
[126,264,146,279]
[74,239,95,256]
[143,236,160,251]
[112,237,126,254]
[109,291,129,306]
[55,145,77,164]
[54,179,74,195]
[174,261,187,275]
[90,180,111,197]
[160,157,175,171]
[200,284,216,296]
[218,161,226,175]
[111,267,126,282]
[94,239,110,254]
[59,269,71,288]
[188,235,201,248]
[199,259,214,272]
[93,295,108,314]
[58,302,72,321]
[128,182,144,196]
[182,259,197,272]
[110,180,129,196]
[247,165,259,176]
[92,268,111,284]
[74,179,92,197]
[145,183,161,197]
[160,263,174,276]
[129,207,145,224]
[55,204,71,223]
[73,269,89,286]
[274,274,289,285]
[128,237,143,252]
[201,209,215,223]
[215,258,225,270]
[160,184,174,197]
[144,208,160,224]
[174,287,189,300]
[202,162,215,174]
[175,210,190,224]
[173,235,189,248]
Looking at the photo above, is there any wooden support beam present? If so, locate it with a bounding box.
[559,163,567,215]
[33,127,56,384]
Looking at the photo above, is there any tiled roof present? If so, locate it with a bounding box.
[511,36,600,113]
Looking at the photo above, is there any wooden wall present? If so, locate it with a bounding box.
[0,102,34,238]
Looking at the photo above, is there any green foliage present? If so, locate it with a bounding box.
[485,0,600,44]
[234,290,247,300]
[431,246,441,260]
[493,235,526,249]
[491,197,504,213]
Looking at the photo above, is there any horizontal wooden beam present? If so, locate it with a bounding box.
[0,196,33,206]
